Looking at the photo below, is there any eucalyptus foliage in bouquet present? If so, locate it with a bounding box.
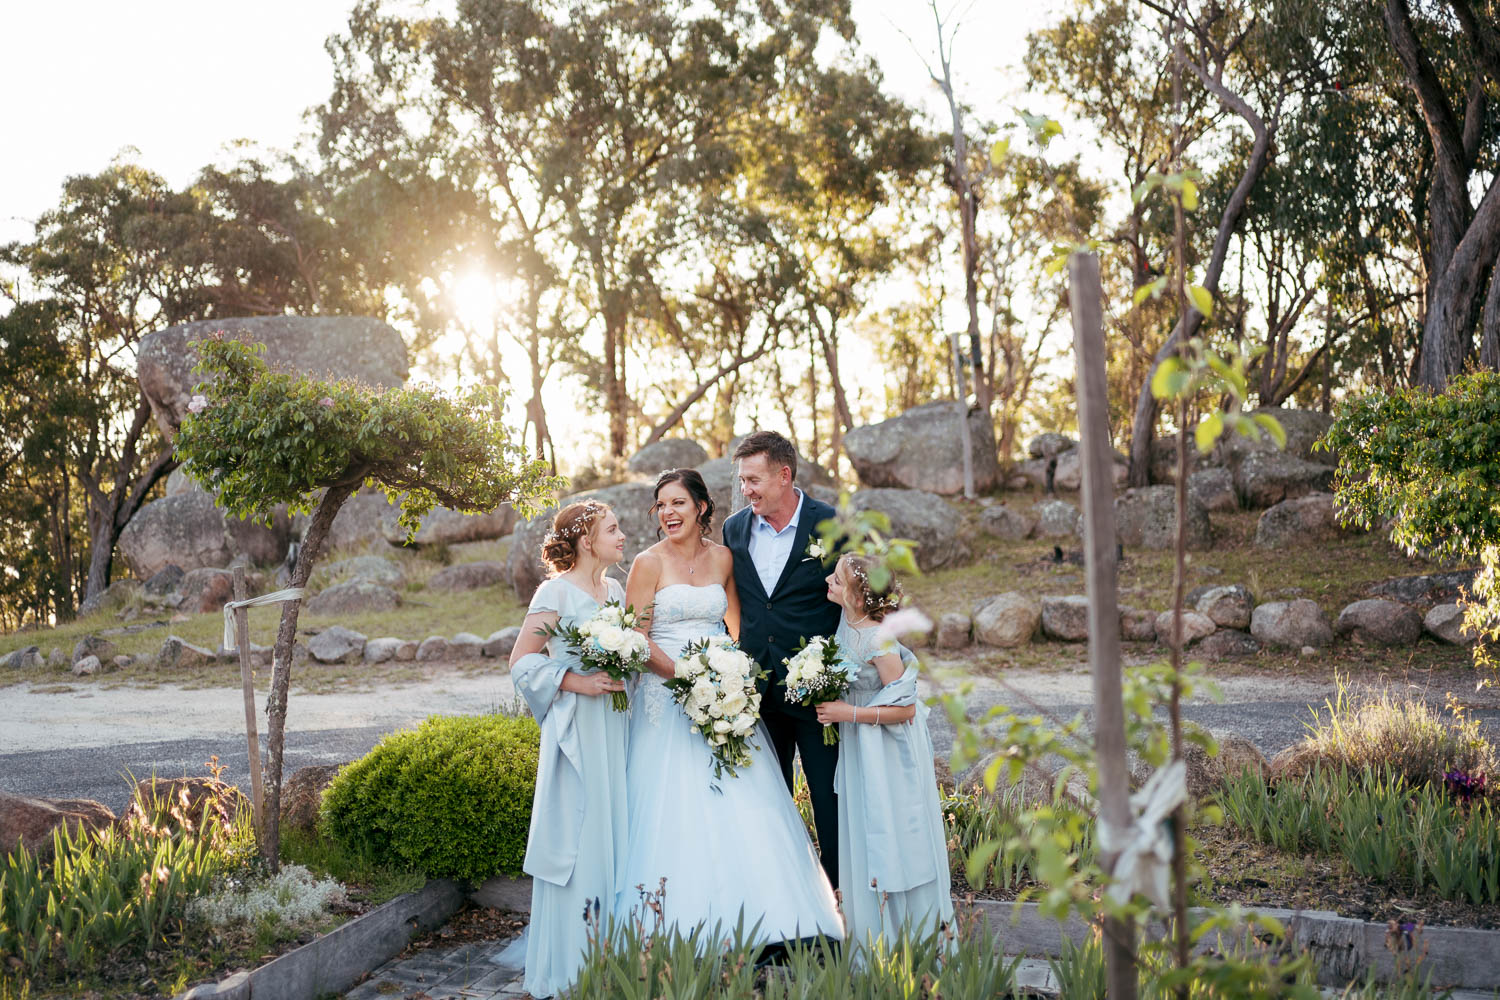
[783,636,859,744]
[666,637,767,779]
[541,601,651,711]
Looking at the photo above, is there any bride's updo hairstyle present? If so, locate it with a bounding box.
[842,554,904,622]
[652,468,715,538]
[542,500,611,573]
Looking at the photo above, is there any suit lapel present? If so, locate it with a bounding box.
[768,499,816,598]
[727,510,767,602]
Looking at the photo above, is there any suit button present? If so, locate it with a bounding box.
[765,601,773,610]
[768,635,776,645]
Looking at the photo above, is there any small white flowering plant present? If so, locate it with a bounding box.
[541,600,652,711]
[188,863,347,929]
[665,637,768,778]
[782,635,859,744]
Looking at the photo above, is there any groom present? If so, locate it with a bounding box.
[723,431,842,887]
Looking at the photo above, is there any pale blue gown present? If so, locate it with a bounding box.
[511,577,631,999]
[613,582,843,946]
[834,615,953,953]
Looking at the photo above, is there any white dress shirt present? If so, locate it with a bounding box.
[747,489,805,596]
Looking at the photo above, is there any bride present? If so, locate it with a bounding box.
[614,468,843,947]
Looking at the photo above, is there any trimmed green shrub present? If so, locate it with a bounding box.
[321,714,540,882]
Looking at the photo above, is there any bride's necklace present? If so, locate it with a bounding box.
[671,539,704,577]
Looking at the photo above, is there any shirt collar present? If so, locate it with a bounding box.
[753,488,804,535]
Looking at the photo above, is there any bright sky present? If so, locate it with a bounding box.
[1,0,1070,465]
[1,1,1064,245]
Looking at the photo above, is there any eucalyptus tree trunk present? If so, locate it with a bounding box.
[261,480,357,870]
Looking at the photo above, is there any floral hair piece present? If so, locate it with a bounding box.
[847,558,902,611]
[543,500,608,546]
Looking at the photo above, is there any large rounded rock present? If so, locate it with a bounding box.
[1366,570,1476,607]
[1424,604,1475,645]
[973,593,1041,647]
[1234,451,1335,509]
[1053,449,1128,492]
[482,627,522,659]
[362,637,410,664]
[1196,629,1261,660]
[1250,599,1333,650]
[307,625,367,664]
[847,489,967,572]
[1335,599,1423,646]
[0,794,115,858]
[381,503,514,547]
[306,579,401,616]
[507,482,659,601]
[980,504,1035,541]
[843,400,1000,495]
[1194,584,1254,630]
[1154,610,1216,646]
[1187,468,1238,513]
[1120,606,1158,642]
[1254,492,1338,549]
[1041,595,1091,642]
[174,567,234,614]
[1034,499,1082,538]
[1027,433,1076,459]
[628,439,710,477]
[428,561,508,593]
[1114,486,1212,550]
[137,316,408,436]
[935,613,972,649]
[1220,407,1336,467]
[324,489,403,552]
[1,646,45,671]
[319,555,404,590]
[156,635,217,669]
[72,635,118,666]
[118,491,290,577]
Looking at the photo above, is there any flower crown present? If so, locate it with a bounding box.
[848,560,902,610]
[543,500,607,546]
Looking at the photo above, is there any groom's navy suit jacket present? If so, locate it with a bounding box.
[723,494,842,724]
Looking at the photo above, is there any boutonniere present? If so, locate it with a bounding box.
[804,538,828,562]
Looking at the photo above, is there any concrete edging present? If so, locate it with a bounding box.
[179,878,466,999]
[969,899,1500,991]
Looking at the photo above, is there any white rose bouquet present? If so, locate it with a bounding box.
[782,635,859,744]
[665,637,768,779]
[540,601,651,711]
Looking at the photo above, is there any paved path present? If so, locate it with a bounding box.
[4,665,1497,812]
[344,938,528,999]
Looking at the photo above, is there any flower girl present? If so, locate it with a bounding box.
[815,554,952,951]
[508,501,630,998]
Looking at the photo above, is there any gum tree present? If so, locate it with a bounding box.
[174,335,561,866]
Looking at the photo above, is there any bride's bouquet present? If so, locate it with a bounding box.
[666,637,768,779]
[540,601,651,711]
[782,636,859,744]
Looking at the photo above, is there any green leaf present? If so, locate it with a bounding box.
[1253,412,1288,449]
[989,137,1010,168]
[1195,411,1224,454]
[1188,285,1214,318]
[1151,357,1188,400]
[1132,275,1167,307]
[1180,177,1199,211]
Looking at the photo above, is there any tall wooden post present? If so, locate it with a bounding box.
[1069,252,1137,999]
[232,566,265,845]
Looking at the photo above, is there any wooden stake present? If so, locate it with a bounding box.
[1069,251,1137,1000]
[232,566,265,844]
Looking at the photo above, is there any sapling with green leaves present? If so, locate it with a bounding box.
[173,334,562,868]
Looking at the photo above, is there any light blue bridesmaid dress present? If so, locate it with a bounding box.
[833,615,953,953]
[511,576,631,999]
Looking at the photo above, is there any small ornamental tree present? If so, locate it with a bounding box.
[174,334,563,866]
[1323,371,1500,675]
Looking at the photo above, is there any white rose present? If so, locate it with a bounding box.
[691,675,716,705]
[720,689,748,717]
[673,656,696,679]
[596,626,627,653]
[713,719,733,734]
[731,712,756,735]
[689,704,711,725]
[714,733,729,745]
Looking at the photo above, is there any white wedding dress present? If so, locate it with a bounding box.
[614,582,843,945]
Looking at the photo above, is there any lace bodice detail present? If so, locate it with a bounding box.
[637,583,729,727]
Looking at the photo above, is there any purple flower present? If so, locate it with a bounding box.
[1443,770,1487,802]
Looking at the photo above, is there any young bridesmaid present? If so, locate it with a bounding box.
[815,554,952,952]
[508,501,630,998]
